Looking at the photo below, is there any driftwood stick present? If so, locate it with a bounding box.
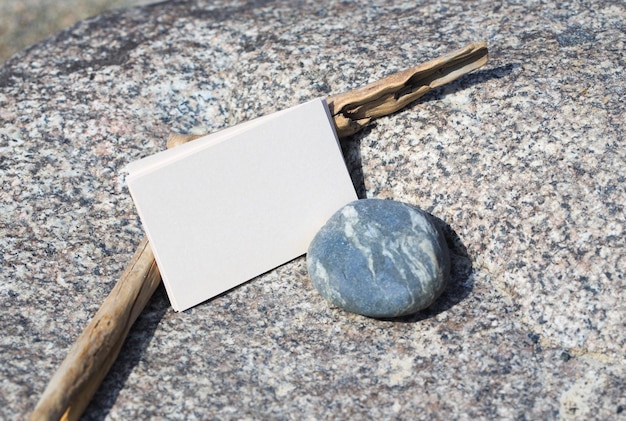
[327,41,488,137]
[30,42,488,420]
[30,238,161,421]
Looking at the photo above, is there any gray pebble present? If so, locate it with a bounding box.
[307,199,450,318]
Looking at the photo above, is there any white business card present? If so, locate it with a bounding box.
[126,98,357,311]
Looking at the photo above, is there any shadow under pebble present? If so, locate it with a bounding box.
[391,214,474,323]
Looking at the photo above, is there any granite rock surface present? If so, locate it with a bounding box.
[1,0,625,419]
[308,199,450,318]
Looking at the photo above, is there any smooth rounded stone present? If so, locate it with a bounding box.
[307,199,450,318]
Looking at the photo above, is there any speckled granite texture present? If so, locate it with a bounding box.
[1,0,624,419]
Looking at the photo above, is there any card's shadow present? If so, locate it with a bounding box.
[82,283,170,420]
[338,126,372,200]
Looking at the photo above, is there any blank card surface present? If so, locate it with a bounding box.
[126,98,357,311]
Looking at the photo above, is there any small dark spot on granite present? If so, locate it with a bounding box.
[560,351,572,362]
[528,332,540,344]
[44,243,56,257]
[617,405,624,414]
[78,197,92,207]
[315,7,328,17]
[313,81,331,94]
[436,161,451,177]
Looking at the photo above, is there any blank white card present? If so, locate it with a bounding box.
[126,98,357,311]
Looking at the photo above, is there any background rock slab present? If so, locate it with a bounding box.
[0,0,152,63]
[0,0,624,419]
